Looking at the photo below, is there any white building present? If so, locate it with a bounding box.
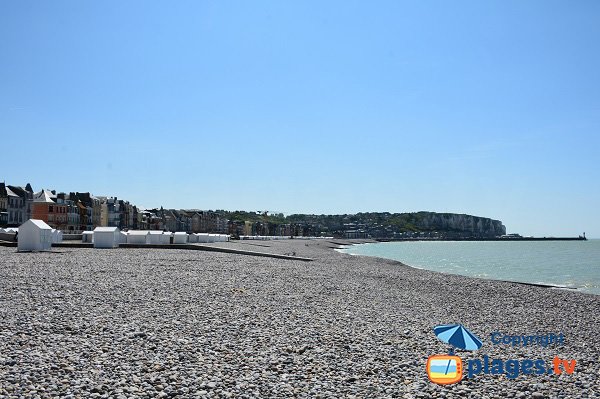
[93,226,120,248]
[217,234,230,242]
[18,219,53,252]
[51,229,63,244]
[127,231,150,244]
[196,233,209,243]
[173,232,188,244]
[160,232,172,244]
[147,231,163,244]
[82,231,94,243]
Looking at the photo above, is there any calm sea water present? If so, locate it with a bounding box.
[338,239,600,295]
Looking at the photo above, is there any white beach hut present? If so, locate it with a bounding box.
[93,227,120,249]
[82,231,94,243]
[160,232,172,244]
[196,233,210,243]
[0,228,16,242]
[17,219,53,252]
[119,231,128,244]
[50,229,63,244]
[147,231,163,244]
[127,230,150,244]
[188,233,199,243]
[173,232,188,244]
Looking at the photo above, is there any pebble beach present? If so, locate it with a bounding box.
[0,240,598,398]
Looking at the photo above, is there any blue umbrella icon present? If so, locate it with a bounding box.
[433,324,483,376]
[434,324,483,353]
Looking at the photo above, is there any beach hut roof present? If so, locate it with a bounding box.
[27,219,52,230]
[128,230,150,235]
[94,227,119,232]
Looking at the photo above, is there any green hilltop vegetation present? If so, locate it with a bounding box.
[215,211,506,238]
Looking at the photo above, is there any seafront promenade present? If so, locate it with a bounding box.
[0,240,598,398]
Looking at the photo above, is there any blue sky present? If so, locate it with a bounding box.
[1,1,599,237]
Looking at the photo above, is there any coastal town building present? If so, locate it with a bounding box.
[56,193,81,232]
[67,192,101,231]
[164,209,178,232]
[0,183,9,226]
[31,190,68,230]
[96,197,135,229]
[193,210,219,233]
[141,209,164,231]
[2,184,33,227]
[76,201,88,231]
[101,197,121,228]
[216,216,229,234]
[91,196,102,228]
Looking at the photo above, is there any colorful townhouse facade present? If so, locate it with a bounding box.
[31,189,68,230]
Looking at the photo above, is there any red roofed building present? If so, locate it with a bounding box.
[32,190,68,230]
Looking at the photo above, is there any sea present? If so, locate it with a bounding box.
[338,239,600,295]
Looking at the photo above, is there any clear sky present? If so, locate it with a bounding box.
[1,1,599,237]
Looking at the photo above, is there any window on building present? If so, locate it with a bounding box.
[49,205,54,213]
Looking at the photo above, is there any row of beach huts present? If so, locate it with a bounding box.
[3,219,229,252]
[84,227,230,247]
[1,220,65,252]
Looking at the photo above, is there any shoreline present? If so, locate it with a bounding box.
[334,239,598,296]
[1,241,598,397]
